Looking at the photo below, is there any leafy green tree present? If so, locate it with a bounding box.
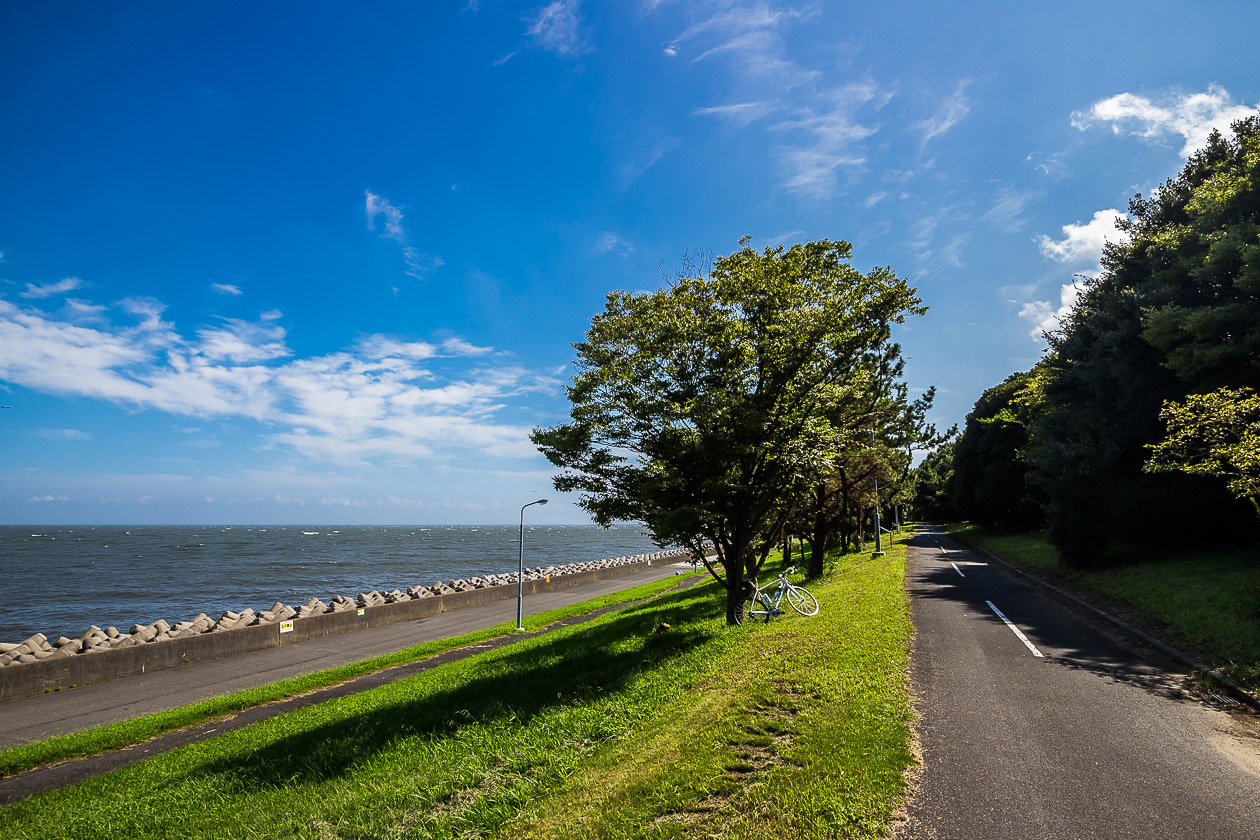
[791,344,944,575]
[1027,118,1260,567]
[911,441,958,521]
[1146,387,1260,515]
[531,239,924,622]
[950,370,1044,529]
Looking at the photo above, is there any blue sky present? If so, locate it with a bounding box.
[2,1,1258,525]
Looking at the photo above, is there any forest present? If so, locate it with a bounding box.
[914,117,1260,568]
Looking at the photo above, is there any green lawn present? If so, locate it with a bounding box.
[0,538,917,839]
[947,524,1260,691]
[0,577,682,778]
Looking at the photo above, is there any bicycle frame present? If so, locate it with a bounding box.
[744,575,790,621]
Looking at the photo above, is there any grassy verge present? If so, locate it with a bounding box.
[0,576,681,778]
[947,523,1260,691]
[0,538,916,839]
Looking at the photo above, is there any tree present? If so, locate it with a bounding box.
[793,365,944,574]
[911,441,958,521]
[1146,387,1260,516]
[531,239,924,623]
[1026,117,1260,567]
[949,369,1044,529]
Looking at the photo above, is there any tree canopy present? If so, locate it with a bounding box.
[1146,386,1260,516]
[532,238,925,621]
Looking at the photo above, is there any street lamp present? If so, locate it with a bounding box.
[517,498,548,631]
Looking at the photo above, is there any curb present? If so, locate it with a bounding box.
[950,533,1260,713]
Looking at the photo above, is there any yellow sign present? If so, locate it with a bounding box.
[279,620,294,634]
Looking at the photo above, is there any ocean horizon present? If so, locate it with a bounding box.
[0,524,671,643]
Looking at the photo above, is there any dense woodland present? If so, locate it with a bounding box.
[913,117,1260,568]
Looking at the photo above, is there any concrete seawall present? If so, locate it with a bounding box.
[0,553,690,702]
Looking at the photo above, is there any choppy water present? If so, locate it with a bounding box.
[0,525,665,643]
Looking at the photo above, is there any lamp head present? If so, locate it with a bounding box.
[535,498,549,505]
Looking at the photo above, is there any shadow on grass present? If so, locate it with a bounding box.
[194,585,718,790]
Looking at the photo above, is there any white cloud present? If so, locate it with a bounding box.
[63,298,108,321]
[916,80,971,147]
[211,283,243,296]
[1021,208,1131,338]
[1071,84,1259,158]
[29,494,69,503]
[365,190,443,280]
[1019,280,1090,339]
[195,316,291,363]
[526,0,590,57]
[1035,208,1128,269]
[21,277,83,299]
[0,295,552,468]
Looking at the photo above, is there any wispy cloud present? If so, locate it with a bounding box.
[33,428,92,440]
[665,4,886,201]
[671,1,817,87]
[942,234,969,268]
[211,283,243,296]
[692,100,777,128]
[1071,84,1259,158]
[595,232,635,257]
[21,277,83,299]
[618,136,681,185]
[770,82,885,199]
[916,80,971,148]
[365,190,444,280]
[981,186,1042,232]
[526,0,590,57]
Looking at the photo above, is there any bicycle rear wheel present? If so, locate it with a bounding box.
[735,593,765,625]
[786,584,819,616]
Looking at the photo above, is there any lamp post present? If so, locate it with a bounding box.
[517,498,548,631]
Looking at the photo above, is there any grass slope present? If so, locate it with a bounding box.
[0,577,681,777]
[1,538,916,839]
[948,524,1260,691]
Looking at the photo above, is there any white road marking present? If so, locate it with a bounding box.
[951,562,965,577]
[985,600,1044,657]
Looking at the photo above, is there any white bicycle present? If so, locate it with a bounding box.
[734,566,820,625]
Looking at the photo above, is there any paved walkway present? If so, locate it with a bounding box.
[0,561,698,748]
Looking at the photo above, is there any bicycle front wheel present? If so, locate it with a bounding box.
[786,584,819,616]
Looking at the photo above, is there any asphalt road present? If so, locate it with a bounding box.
[0,561,696,749]
[900,525,1260,840]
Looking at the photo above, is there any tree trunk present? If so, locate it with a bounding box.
[722,537,755,625]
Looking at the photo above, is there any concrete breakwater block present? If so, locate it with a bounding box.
[0,547,698,671]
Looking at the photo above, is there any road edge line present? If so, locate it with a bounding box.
[947,532,1259,713]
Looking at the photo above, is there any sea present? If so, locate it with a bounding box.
[0,524,667,644]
